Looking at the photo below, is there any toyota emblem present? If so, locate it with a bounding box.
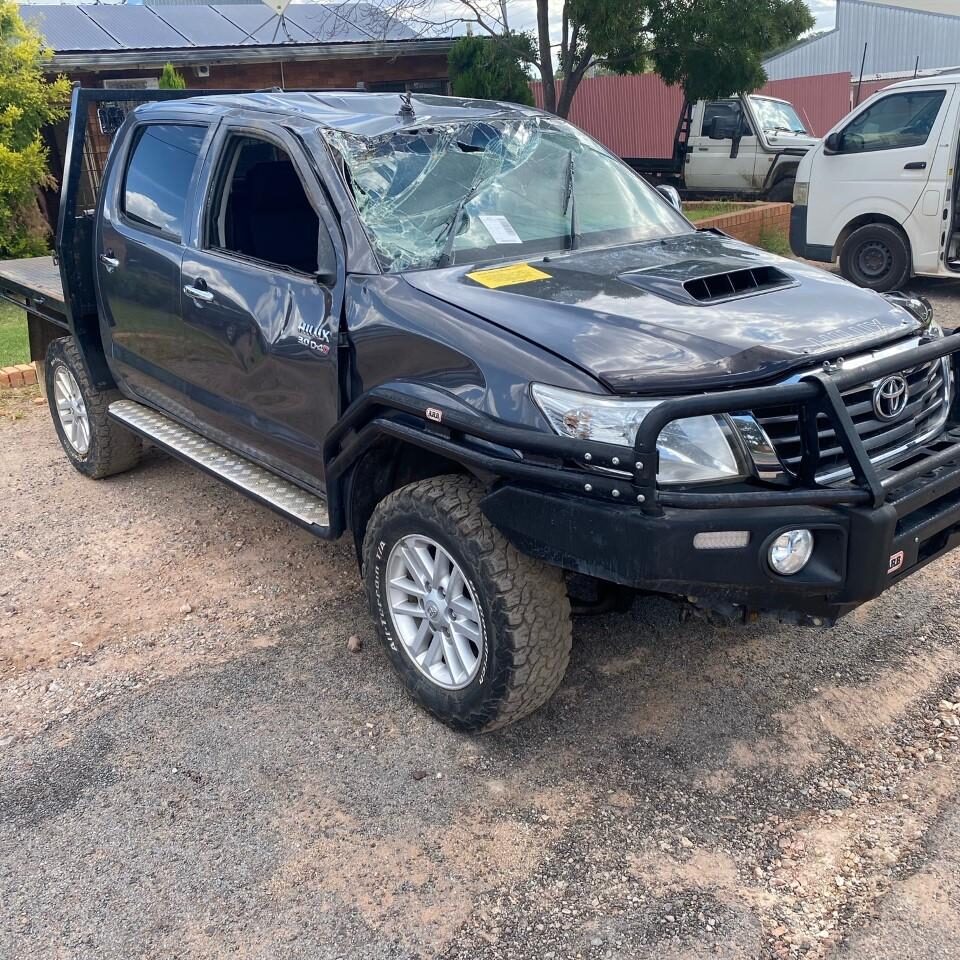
[873,375,909,421]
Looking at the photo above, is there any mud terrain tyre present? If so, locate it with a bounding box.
[46,338,142,479]
[839,222,911,292]
[363,476,572,732]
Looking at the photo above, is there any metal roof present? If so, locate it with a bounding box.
[18,3,419,53]
[764,0,960,80]
[139,90,538,136]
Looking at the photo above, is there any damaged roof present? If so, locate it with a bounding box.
[141,90,539,137]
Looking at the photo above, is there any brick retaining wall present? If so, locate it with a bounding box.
[685,202,792,246]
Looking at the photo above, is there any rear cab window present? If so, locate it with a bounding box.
[122,123,207,239]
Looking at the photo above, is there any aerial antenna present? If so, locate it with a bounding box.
[398,90,415,120]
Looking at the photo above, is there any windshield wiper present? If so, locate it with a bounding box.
[435,171,486,268]
[564,149,579,251]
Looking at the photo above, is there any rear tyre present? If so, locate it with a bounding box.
[766,178,795,203]
[839,223,911,292]
[363,476,573,732]
[46,338,142,479]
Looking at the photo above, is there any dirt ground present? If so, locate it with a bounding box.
[4,278,960,960]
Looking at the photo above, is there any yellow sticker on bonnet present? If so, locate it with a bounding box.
[466,263,552,289]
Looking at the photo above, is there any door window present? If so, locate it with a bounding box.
[701,100,751,138]
[206,134,332,276]
[122,124,206,238]
[837,90,946,153]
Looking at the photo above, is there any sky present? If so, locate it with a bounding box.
[431,0,838,38]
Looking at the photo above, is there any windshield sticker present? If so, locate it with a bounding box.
[466,263,552,289]
[478,215,522,244]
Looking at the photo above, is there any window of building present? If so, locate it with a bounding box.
[839,90,947,153]
[206,134,331,276]
[122,123,206,238]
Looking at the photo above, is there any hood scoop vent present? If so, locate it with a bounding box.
[684,265,794,303]
[619,260,796,306]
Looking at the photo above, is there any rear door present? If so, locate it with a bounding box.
[96,119,212,406]
[178,123,345,487]
[684,99,759,193]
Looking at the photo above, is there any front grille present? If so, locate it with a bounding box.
[756,357,949,477]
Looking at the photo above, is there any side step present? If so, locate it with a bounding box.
[108,399,330,534]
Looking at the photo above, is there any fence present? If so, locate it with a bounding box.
[530,72,856,159]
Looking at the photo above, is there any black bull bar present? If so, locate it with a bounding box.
[630,332,960,516]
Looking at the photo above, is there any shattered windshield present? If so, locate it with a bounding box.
[323,115,693,272]
[749,97,808,134]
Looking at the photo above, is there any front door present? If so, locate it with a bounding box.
[685,99,759,193]
[96,120,212,407]
[810,85,953,253]
[179,128,344,487]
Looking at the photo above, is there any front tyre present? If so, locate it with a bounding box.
[363,476,572,732]
[766,178,795,203]
[46,338,142,479]
[839,223,911,291]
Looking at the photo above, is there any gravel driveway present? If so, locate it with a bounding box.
[3,276,960,960]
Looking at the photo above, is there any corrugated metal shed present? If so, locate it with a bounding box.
[764,0,960,81]
[17,2,416,52]
[531,73,854,159]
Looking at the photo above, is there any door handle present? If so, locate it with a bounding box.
[183,283,214,303]
[99,253,119,271]
[904,161,927,170]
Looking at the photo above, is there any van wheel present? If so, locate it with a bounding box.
[46,338,142,479]
[767,178,795,203]
[839,223,911,292]
[363,476,572,732]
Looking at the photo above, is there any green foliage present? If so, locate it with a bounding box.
[647,0,815,102]
[159,62,187,90]
[448,34,534,106]
[0,1,69,258]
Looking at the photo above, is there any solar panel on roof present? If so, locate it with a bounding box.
[287,3,415,42]
[18,5,122,52]
[147,6,248,47]
[82,5,193,49]
[213,4,314,43]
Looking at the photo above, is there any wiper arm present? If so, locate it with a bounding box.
[435,171,486,268]
[564,149,579,251]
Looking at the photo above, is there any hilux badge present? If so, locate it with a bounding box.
[873,375,908,421]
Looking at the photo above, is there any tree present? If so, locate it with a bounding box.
[159,62,186,90]
[0,1,69,257]
[347,1,814,119]
[448,34,534,104]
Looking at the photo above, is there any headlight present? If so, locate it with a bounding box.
[793,181,809,205]
[531,383,745,484]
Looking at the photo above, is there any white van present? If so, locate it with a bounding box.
[791,73,960,291]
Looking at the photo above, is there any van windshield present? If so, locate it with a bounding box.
[324,115,693,272]
[750,97,808,134]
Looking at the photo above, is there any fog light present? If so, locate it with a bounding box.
[768,529,814,575]
[693,531,750,550]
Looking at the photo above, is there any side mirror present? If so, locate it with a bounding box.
[709,116,739,140]
[824,131,842,154]
[656,184,683,212]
